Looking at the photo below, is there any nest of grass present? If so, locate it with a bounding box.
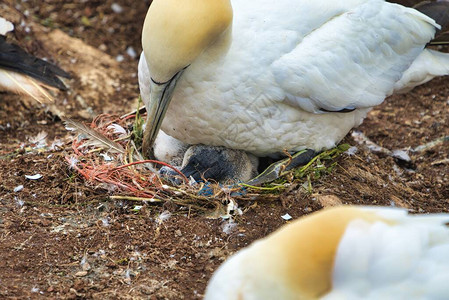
[64,106,349,217]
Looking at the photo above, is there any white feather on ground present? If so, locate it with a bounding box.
[0,17,13,35]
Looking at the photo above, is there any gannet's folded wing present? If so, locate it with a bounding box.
[271,1,438,113]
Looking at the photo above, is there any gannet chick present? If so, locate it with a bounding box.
[0,17,70,103]
[153,131,259,183]
[153,130,258,183]
[205,206,449,299]
[139,0,449,181]
[158,141,258,184]
[180,145,258,183]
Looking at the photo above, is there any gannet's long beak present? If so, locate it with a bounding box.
[142,70,185,159]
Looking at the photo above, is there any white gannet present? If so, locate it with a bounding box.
[138,0,449,181]
[0,17,70,103]
[204,205,449,299]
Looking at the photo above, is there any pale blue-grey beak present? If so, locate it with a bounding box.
[142,70,184,159]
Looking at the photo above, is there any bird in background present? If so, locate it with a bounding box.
[138,0,449,183]
[204,205,449,299]
[0,17,70,103]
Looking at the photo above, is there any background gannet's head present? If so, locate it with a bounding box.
[204,206,386,299]
[205,206,449,299]
[140,0,233,158]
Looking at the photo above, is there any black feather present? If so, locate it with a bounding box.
[0,35,70,90]
[319,107,356,113]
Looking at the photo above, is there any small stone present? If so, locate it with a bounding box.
[82,262,91,271]
[317,195,343,208]
[39,219,51,227]
[75,271,88,277]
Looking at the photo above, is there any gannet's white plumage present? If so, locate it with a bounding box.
[139,0,449,159]
[204,206,449,299]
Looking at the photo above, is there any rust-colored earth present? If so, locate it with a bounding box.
[0,1,448,299]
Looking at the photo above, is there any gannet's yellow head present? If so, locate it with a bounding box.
[142,0,233,83]
[141,0,233,157]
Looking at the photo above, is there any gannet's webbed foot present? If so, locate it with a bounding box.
[162,145,259,184]
[245,149,316,186]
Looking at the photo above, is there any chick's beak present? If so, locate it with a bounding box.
[142,70,184,159]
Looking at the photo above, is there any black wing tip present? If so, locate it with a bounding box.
[48,75,69,91]
[43,61,71,80]
[30,57,72,89]
[0,35,71,91]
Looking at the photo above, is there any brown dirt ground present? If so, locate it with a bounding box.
[0,1,448,299]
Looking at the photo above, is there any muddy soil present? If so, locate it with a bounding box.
[0,1,448,299]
